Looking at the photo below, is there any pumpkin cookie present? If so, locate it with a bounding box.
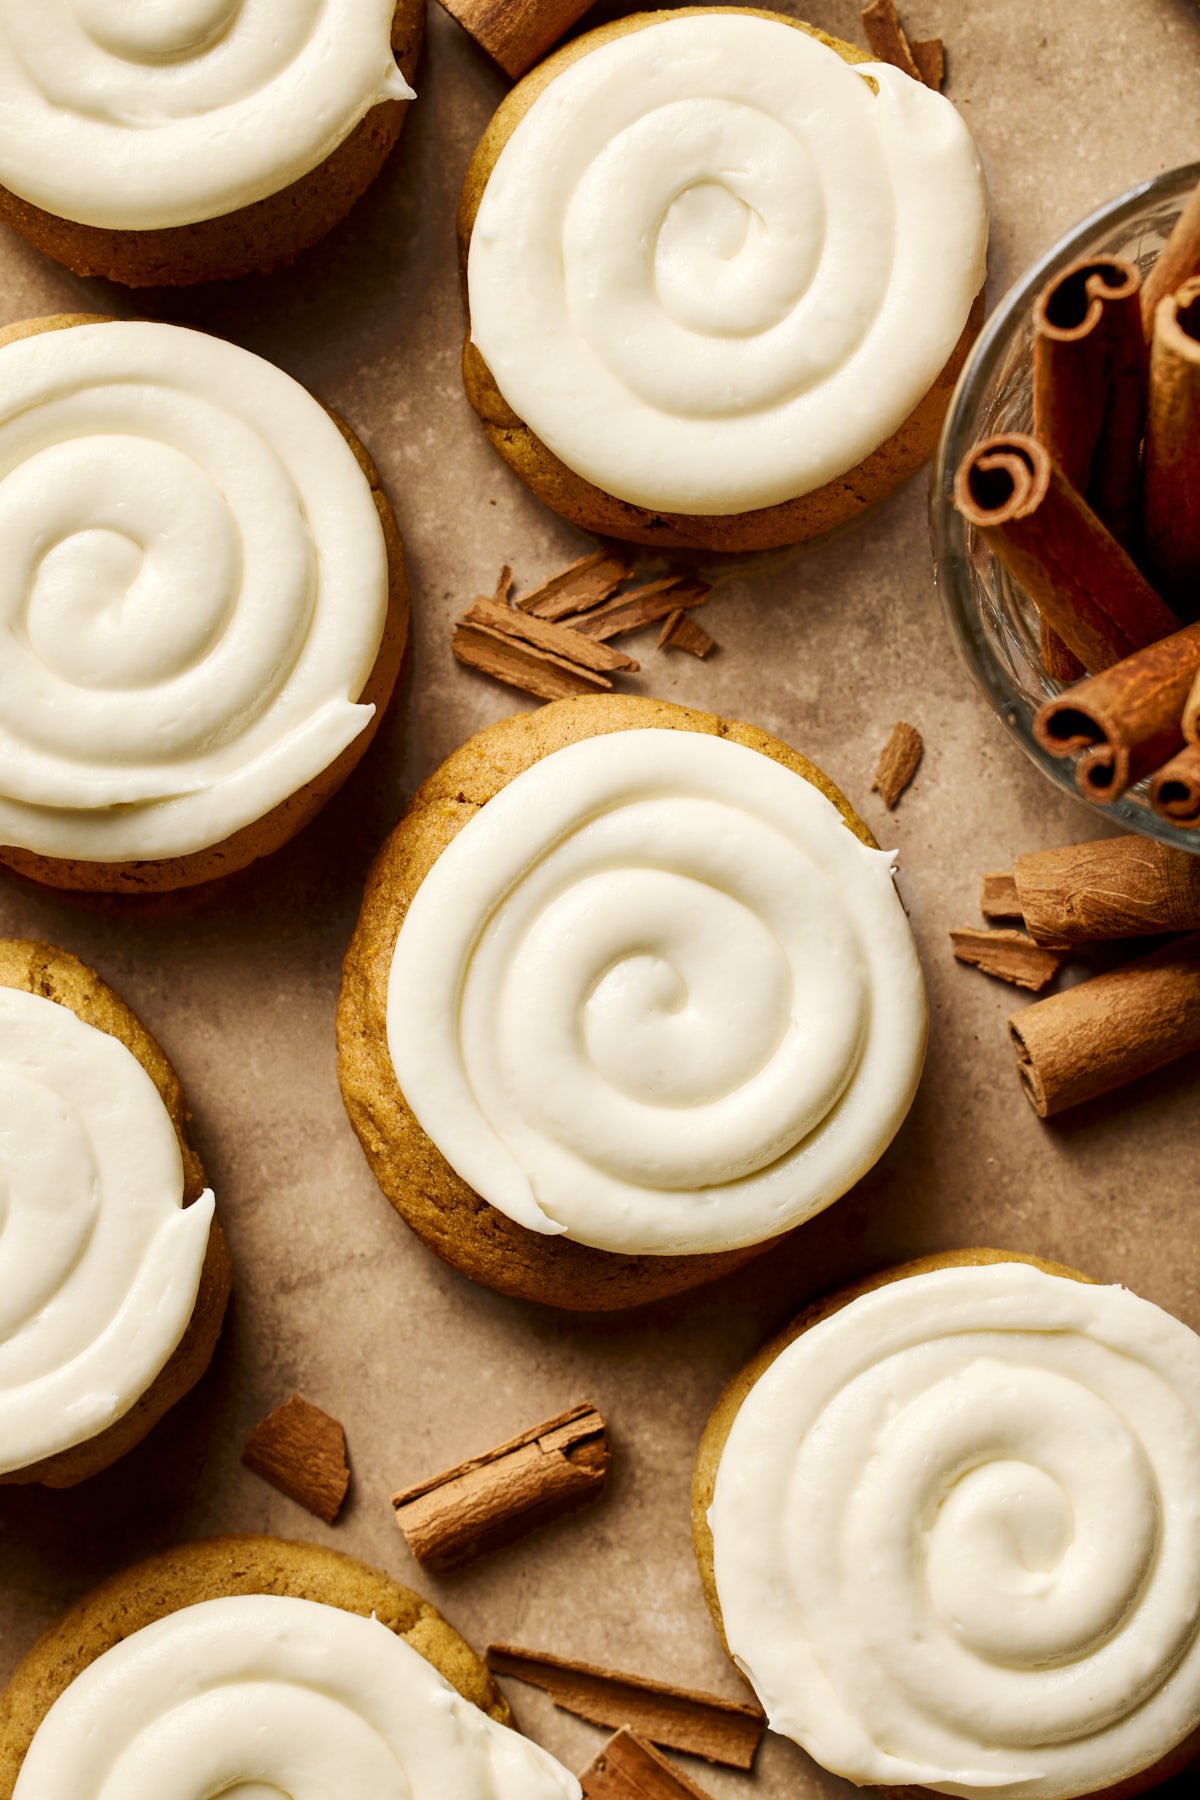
[338,694,927,1310]
[0,940,230,1488]
[460,8,987,551]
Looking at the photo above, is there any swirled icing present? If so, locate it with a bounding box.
[386,729,926,1256]
[0,986,213,1473]
[13,1594,582,1798]
[0,2,414,230]
[468,15,988,515]
[709,1261,1200,1800]
[0,319,389,863]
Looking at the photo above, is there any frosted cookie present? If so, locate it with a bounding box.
[338,695,927,1310]
[0,315,407,893]
[693,1249,1200,1800]
[0,1536,580,1798]
[460,8,988,551]
[0,1,424,286]
[0,940,229,1488]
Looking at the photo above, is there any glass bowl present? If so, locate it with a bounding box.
[930,159,1200,852]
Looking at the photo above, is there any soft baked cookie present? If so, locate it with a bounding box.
[0,940,230,1488]
[693,1249,1200,1800]
[0,314,408,893]
[0,2,425,287]
[0,1536,580,1797]
[338,694,927,1310]
[460,8,988,551]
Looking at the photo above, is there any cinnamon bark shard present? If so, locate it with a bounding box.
[516,549,632,621]
[910,36,945,89]
[242,1395,350,1525]
[860,1,923,82]
[871,721,923,808]
[1010,933,1200,1117]
[950,928,1063,993]
[392,1403,609,1574]
[658,610,716,658]
[461,595,639,674]
[486,1645,765,1770]
[581,1729,718,1799]
[981,870,1024,922]
[452,623,613,701]
[572,577,712,642]
[435,0,598,81]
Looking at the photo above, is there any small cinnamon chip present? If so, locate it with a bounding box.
[910,36,945,89]
[572,577,711,642]
[516,549,632,620]
[485,1646,765,1770]
[658,610,716,658]
[462,595,638,674]
[950,927,1064,993]
[980,870,1024,922]
[493,563,513,605]
[871,721,924,808]
[581,1729,717,1799]
[392,1403,609,1573]
[861,1,923,82]
[452,623,612,701]
[242,1395,349,1525]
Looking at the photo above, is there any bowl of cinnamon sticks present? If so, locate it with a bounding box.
[932,159,1200,849]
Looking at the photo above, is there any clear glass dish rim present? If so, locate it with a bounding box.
[931,158,1200,854]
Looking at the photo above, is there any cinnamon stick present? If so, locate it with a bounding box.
[1150,745,1200,826]
[486,1645,765,1770]
[572,578,711,643]
[435,0,597,80]
[980,870,1024,922]
[1141,177,1200,335]
[391,1403,609,1573]
[1187,665,1200,745]
[1009,933,1200,1116]
[1142,276,1200,613]
[242,1395,350,1525]
[871,721,923,808]
[953,434,1178,672]
[658,610,715,658]
[516,549,632,620]
[581,1730,717,1799]
[950,928,1063,992]
[1012,836,1200,942]
[1033,622,1200,801]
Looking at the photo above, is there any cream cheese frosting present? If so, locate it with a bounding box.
[708,1261,1200,1800]
[467,15,988,516]
[12,1594,582,1798]
[0,319,389,864]
[0,2,414,231]
[0,987,213,1473]
[387,729,926,1257]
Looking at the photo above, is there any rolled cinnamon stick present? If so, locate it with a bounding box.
[1142,277,1200,614]
[1009,933,1200,1117]
[1150,745,1200,826]
[1012,835,1200,942]
[953,435,1178,673]
[1141,177,1200,335]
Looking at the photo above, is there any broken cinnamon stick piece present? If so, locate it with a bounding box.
[871,722,923,808]
[486,1645,765,1770]
[435,0,597,81]
[1012,836,1200,942]
[1142,277,1200,611]
[658,610,715,658]
[1150,744,1200,826]
[516,549,633,620]
[1009,933,1200,1117]
[494,563,513,606]
[953,435,1179,672]
[581,1729,718,1800]
[981,870,1024,922]
[461,595,639,674]
[910,36,945,89]
[1141,177,1200,335]
[453,623,613,701]
[861,1,922,81]
[950,928,1063,993]
[392,1403,609,1573]
[1033,621,1200,802]
[242,1395,350,1525]
[573,578,711,643]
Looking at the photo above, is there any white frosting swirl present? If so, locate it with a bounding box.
[387,730,926,1256]
[0,2,414,230]
[0,986,213,1473]
[468,16,988,515]
[709,1262,1200,1799]
[0,320,389,863]
[13,1594,582,1798]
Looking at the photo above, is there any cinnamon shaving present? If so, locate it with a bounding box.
[452,623,613,701]
[462,594,638,674]
[486,1645,764,1770]
[910,36,945,89]
[241,1395,350,1525]
[516,549,632,620]
[980,870,1024,922]
[950,927,1064,993]
[581,1729,718,1799]
[658,610,715,658]
[860,1,922,81]
[871,721,923,808]
[571,577,711,642]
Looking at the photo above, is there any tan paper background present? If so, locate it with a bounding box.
[1,3,1198,1793]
